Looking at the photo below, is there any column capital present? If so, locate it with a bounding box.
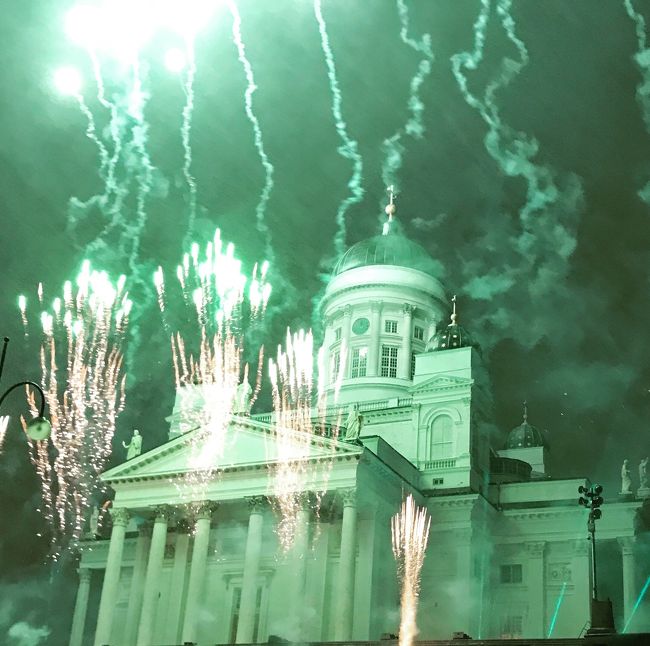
[525,541,546,558]
[342,304,353,317]
[153,505,173,523]
[246,495,266,514]
[370,300,383,313]
[111,507,130,527]
[78,568,92,583]
[617,536,636,555]
[402,303,415,315]
[193,500,218,521]
[338,488,357,508]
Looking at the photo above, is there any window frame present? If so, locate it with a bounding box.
[351,346,368,378]
[384,319,398,334]
[380,344,399,377]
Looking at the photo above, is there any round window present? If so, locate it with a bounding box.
[352,317,370,335]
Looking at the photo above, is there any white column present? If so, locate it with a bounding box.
[94,507,130,646]
[182,502,217,643]
[618,537,636,626]
[367,301,382,377]
[136,507,170,646]
[335,489,357,641]
[525,541,546,638]
[69,568,92,646]
[399,304,414,379]
[236,496,265,644]
[291,495,311,638]
[166,518,191,642]
[572,540,591,634]
[123,521,152,646]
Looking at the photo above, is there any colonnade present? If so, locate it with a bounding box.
[70,489,359,646]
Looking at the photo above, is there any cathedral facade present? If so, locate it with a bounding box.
[71,228,643,646]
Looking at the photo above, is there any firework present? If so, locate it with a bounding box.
[391,494,431,646]
[268,329,344,552]
[20,261,130,556]
[156,228,270,494]
[0,415,9,452]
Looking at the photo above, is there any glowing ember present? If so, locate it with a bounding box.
[20,261,130,557]
[391,494,431,646]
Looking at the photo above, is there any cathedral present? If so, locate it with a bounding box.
[70,210,644,646]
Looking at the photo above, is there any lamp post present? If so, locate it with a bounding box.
[0,337,51,440]
[578,483,615,635]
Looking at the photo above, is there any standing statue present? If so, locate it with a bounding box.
[88,505,100,539]
[639,457,649,490]
[344,404,363,443]
[233,379,253,415]
[621,459,632,494]
[122,429,142,460]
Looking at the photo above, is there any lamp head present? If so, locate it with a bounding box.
[26,416,52,441]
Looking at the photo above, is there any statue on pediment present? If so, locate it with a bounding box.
[639,457,649,490]
[233,378,253,415]
[621,459,632,494]
[122,429,142,460]
[344,404,363,443]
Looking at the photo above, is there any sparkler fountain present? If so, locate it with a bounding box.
[392,494,431,646]
[154,228,271,499]
[17,261,131,557]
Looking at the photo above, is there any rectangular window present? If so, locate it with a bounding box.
[351,347,368,378]
[380,345,398,377]
[385,319,398,334]
[411,351,416,379]
[230,585,264,643]
[334,327,342,342]
[414,325,424,340]
[331,350,341,380]
[500,564,523,584]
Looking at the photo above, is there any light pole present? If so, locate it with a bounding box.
[578,483,615,635]
[0,337,51,440]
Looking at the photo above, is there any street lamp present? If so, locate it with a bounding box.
[578,482,615,635]
[0,337,51,441]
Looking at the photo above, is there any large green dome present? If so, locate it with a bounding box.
[333,232,441,277]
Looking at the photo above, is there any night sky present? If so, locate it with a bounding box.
[1,0,650,628]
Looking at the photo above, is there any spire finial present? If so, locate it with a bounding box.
[523,400,528,423]
[450,294,458,325]
[382,186,397,236]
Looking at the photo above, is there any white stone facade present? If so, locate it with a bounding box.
[71,242,644,645]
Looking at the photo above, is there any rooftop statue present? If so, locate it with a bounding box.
[621,459,632,494]
[233,378,253,415]
[344,403,363,443]
[639,457,649,490]
[122,429,142,461]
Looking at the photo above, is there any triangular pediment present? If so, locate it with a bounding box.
[410,374,474,394]
[102,415,362,483]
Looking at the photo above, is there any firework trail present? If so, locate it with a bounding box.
[391,494,431,646]
[19,262,130,557]
[155,229,271,497]
[0,415,9,452]
[382,0,434,192]
[624,0,650,202]
[267,329,340,552]
[450,0,582,343]
[314,0,365,257]
[181,39,199,247]
[228,1,276,263]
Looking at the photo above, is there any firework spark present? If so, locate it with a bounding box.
[391,494,431,646]
[20,261,130,557]
[156,229,270,495]
[268,329,343,552]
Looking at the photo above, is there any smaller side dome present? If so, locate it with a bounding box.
[427,295,479,352]
[506,402,547,449]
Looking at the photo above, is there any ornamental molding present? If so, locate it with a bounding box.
[246,495,267,514]
[410,375,474,395]
[525,541,546,558]
[111,507,130,527]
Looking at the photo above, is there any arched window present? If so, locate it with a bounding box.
[430,415,454,459]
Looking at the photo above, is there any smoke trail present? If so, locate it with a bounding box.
[313,0,364,256]
[450,0,582,346]
[228,1,275,263]
[381,0,434,192]
[181,39,199,247]
[624,0,650,202]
